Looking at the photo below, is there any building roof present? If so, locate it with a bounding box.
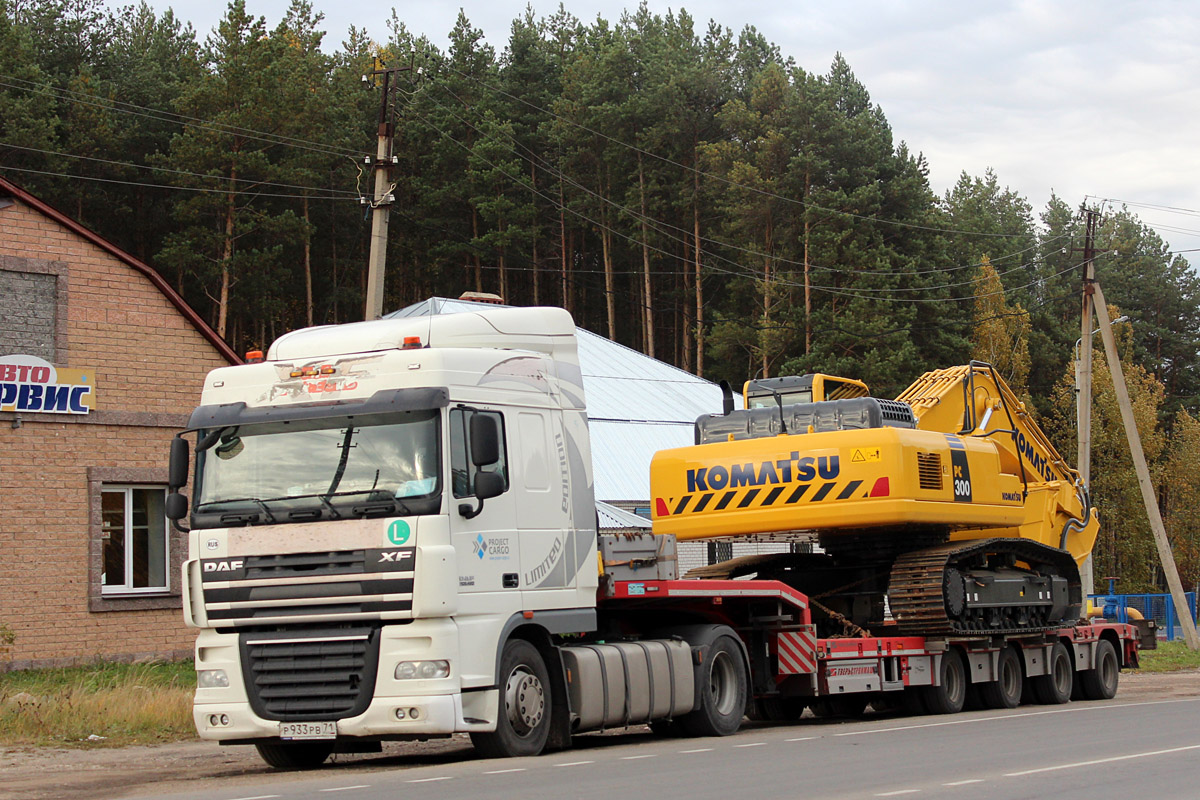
[388,297,730,502]
[0,175,239,365]
[597,501,653,530]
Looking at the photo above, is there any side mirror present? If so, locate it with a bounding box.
[469,413,500,466]
[165,491,189,521]
[169,436,190,490]
[474,470,504,501]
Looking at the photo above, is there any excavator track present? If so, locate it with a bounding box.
[889,538,1082,636]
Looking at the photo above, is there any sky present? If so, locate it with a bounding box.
[104,0,1200,253]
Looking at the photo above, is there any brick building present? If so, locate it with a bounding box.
[0,176,238,669]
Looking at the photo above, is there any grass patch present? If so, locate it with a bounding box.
[1132,640,1200,673]
[0,661,197,747]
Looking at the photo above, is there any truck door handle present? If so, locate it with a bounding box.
[503,573,519,588]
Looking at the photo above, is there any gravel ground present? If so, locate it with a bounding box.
[2,669,1197,800]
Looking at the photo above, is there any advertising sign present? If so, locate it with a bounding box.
[0,354,95,414]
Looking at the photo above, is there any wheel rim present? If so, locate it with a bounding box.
[1053,652,1072,695]
[1001,654,1021,700]
[1100,648,1117,690]
[504,665,545,735]
[945,656,965,706]
[709,650,738,716]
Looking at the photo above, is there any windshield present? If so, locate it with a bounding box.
[748,389,812,409]
[193,411,441,526]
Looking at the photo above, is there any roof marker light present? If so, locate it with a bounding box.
[402,336,422,350]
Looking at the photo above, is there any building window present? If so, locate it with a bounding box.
[101,485,168,594]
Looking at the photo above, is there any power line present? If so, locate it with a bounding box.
[408,93,1071,300]
[0,74,358,160]
[0,164,353,200]
[1092,196,1200,219]
[432,59,1039,240]
[0,141,358,195]
[423,82,1071,280]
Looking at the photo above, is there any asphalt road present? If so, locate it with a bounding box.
[135,695,1200,800]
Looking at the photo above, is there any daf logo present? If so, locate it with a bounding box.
[379,551,413,563]
[203,559,244,572]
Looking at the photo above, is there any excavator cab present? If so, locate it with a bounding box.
[743,373,869,409]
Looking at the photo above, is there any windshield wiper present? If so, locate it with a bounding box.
[283,489,415,518]
[195,497,277,524]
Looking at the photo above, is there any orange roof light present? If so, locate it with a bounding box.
[402,336,422,350]
[245,350,264,363]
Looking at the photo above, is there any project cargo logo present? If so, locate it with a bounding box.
[0,355,95,415]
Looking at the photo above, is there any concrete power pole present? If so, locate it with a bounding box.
[1092,284,1200,649]
[1076,206,1100,597]
[363,60,410,321]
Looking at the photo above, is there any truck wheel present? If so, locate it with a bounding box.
[254,741,334,770]
[679,635,747,737]
[1031,642,1073,704]
[978,646,1022,709]
[470,639,552,758]
[753,696,807,721]
[920,649,966,714]
[1079,639,1119,700]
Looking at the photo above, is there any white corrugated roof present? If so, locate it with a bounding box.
[388,298,731,503]
[597,501,653,531]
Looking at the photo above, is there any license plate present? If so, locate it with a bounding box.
[279,721,337,740]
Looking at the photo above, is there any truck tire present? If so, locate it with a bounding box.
[1031,642,1073,704]
[977,646,1022,709]
[471,639,552,758]
[678,634,748,737]
[751,696,807,721]
[1079,639,1119,700]
[254,741,334,770]
[920,648,966,714]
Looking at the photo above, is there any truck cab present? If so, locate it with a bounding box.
[171,307,599,764]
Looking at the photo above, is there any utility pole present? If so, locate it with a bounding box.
[1075,206,1101,596]
[363,59,411,321]
[1092,284,1200,649]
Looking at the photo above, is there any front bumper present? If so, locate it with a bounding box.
[193,618,498,742]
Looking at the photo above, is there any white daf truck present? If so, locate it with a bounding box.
[169,307,723,768]
[168,305,1140,770]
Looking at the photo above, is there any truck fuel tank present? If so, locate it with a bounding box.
[561,640,694,730]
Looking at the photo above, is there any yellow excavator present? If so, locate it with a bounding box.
[650,363,1099,638]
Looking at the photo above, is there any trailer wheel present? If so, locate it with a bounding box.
[471,639,552,757]
[977,646,1022,709]
[1079,639,1119,700]
[254,741,334,770]
[1031,642,1073,704]
[751,696,807,721]
[921,648,966,714]
[679,635,747,737]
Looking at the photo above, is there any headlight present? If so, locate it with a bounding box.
[395,660,450,680]
[197,669,229,688]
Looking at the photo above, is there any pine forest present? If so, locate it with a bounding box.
[1,0,1199,593]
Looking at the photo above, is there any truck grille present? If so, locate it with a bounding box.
[240,628,379,720]
[245,550,367,578]
[200,547,415,628]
